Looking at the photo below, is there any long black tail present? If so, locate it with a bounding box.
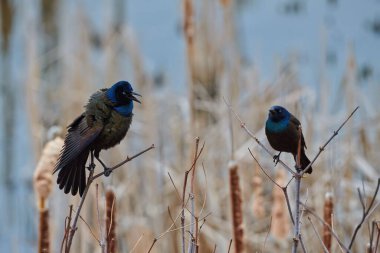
[300,150,312,174]
[56,150,88,196]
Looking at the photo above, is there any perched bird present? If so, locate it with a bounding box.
[265,105,312,174]
[53,81,141,196]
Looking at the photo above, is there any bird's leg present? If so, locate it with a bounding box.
[87,150,96,171]
[94,152,112,177]
[273,152,282,165]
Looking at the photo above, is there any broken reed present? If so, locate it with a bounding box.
[106,189,117,253]
[323,192,333,252]
[229,162,245,253]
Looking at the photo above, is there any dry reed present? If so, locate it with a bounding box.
[229,162,245,253]
[33,137,64,253]
[106,189,117,253]
[323,192,334,252]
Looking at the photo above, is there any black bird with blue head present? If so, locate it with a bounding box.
[54,81,141,196]
[265,105,312,174]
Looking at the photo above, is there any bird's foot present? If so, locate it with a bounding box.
[104,168,112,177]
[273,152,281,165]
[87,163,96,171]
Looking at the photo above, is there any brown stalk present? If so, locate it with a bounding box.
[229,163,245,253]
[106,189,117,253]
[323,192,334,252]
[39,207,50,253]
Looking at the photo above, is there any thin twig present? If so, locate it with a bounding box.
[197,163,208,217]
[129,234,144,253]
[78,214,100,243]
[300,203,351,253]
[188,137,200,253]
[300,106,359,176]
[349,178,380,249]
[308,217,329,253]
[168,172,182,201]
[262,216,272,253]
[96,185,106,252]
[60,205,73,253]
[227,239,232,253]
[92,144,155,180]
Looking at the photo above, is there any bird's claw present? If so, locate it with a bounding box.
[104,168,112,177]
[87,163,96,171]
[273,154,280,165]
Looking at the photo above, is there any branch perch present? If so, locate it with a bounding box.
[64,144,154,253]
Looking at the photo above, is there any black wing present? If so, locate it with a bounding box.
[289,114,307,149]
[54,114,102,196]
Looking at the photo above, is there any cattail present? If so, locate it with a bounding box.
[323,192,334,252]
[229,162,245,253]
[220,0,231,7]
[252,164,265,218]
[271,169,290,240]
[33,136,63,253]
[106,189,117,253]
[33,136,63,207]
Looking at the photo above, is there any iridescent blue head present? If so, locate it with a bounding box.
[106,81,141,117]
[266,105,291,132]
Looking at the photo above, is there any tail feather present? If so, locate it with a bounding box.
[56,150,89,196]
[300,151,312,174]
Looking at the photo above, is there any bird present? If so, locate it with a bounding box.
[265,105,312,174]
[53,81,141,196]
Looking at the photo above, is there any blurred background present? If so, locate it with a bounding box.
[0,0,379,252]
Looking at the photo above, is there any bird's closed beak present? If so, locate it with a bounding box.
[129,92,142,104]
[269,109,275,115]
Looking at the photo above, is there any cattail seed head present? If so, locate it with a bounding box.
[33,136,64,207]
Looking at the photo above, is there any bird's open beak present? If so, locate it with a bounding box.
[129,92,142,104]
[269,109,275,115]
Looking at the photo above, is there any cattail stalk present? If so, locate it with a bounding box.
[106,190,117,253]
[229,162,245,253]
[39,207,50,253]
[33,137,64,253]
[323,192,334,252]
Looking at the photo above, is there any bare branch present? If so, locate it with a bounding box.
[227,239,233,253]
[65,146,154,253]
[300,107,359,176]
[92,144,155,180]
[349,178,380,249]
